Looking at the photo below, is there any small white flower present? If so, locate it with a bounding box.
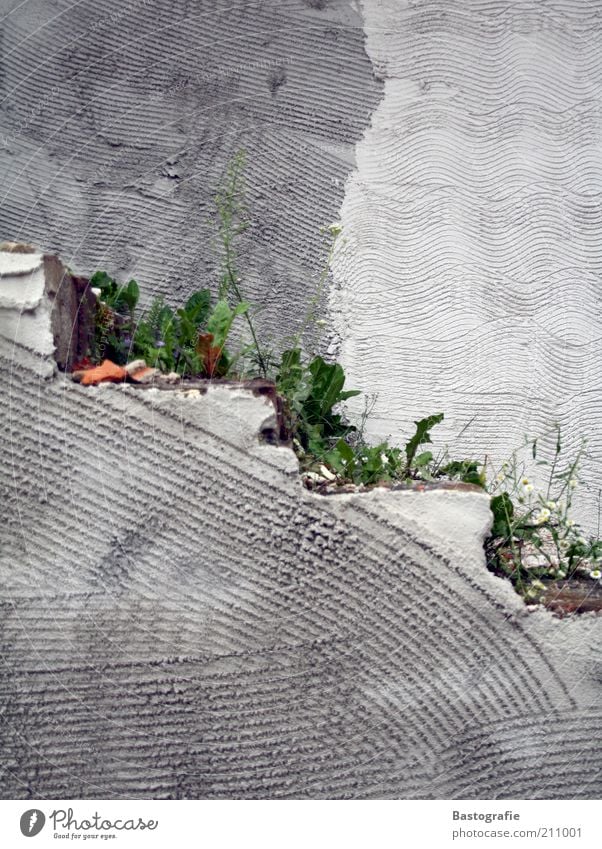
[521,477,530,486]
[590,569,601,580]
[524,483,534,493]
[361,455,368,462]
[566,519,575,528]
[546,501,556,510]
[535,508,550,524]
[380,453,388,465]
[569,478,578,489]
[327,222,342,235]
[496,472,505,483]
[577,536,587,546]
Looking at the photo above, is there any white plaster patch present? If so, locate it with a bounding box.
[333,0,602,531]
[0,263,46,310]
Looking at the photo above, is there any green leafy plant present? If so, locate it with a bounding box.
[90,271,139,316]
[403,413,444,477]
[435,459,487,488]
[326,439,404,486]
[88,270,250,379]
[132,290,210,375]
[197,299,250,377]
[90,271,140,365]
[277,348,360,458]
[275,347,483,491]
[130,292,249,378]
[485,428,602,600]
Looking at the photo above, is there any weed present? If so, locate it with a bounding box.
[485,427,602,600]
[90,271,139,365]
[276,348,360,459]
[89,274,249,379]
[275,344,482,490]
[214,150,268,377]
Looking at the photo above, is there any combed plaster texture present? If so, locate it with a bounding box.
[332,0,602,530]
[0,0,381,345]
[0,247,601,799]
[2,0,602,529]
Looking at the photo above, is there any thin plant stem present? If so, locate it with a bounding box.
[215,151,268,377]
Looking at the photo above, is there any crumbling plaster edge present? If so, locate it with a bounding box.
[6,346,600,633]
[2,365,529,619]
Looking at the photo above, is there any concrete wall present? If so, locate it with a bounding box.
[1,247,601,799]
[2,0,602,797]
[2,0,601,528]
[332,0,602,529]
[0,0,381,342]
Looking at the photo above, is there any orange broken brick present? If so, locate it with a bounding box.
[79,359,127,385]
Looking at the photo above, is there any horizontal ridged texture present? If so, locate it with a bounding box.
[0,0,381,344]
[332,0,602,531]
[1,349,601,799]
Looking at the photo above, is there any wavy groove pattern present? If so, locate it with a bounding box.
[333,0,602,530]
[0,0,381,341]
[1,352,600,799]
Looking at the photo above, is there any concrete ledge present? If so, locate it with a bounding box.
[0,243,94,375]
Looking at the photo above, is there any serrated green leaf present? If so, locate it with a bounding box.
[404,413,444,470]
[206,299,239,350]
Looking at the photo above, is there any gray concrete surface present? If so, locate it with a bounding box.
[4,0,601,531]
[2,0,602,530]
[0,251,601,799]
[0,0,381,345]
[332,0,602,530]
